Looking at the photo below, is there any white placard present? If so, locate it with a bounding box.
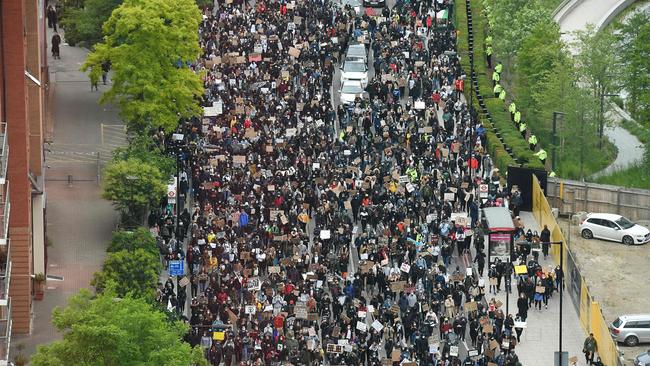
[320,230,331,239]
[450,345,459,357]
[514,321,527,329]
[406,183,416,193]
[360,253,368,260]
[371,320,384,332]
[245,305,256,314]
[414,100,426,110]
[466,267,473,276]
[400,263,411,273]
[313,163,321,169]
[344,149,351,156]
[356,321,367,332]
[358,310,367,318]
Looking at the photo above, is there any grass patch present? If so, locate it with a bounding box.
[594,163,650,189]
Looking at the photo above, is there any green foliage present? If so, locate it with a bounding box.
[571,25,620,99]
[108,228,158,257]
[516,20,564,111]
[594,162,650,190]
[614,12,650,126]
[102,158,167,222]
[113,135,175,177]
[91,249,160,299]
[60,0,123,47]
[82,0,203,133]
[195,0,213,9]
[30,289,208,366]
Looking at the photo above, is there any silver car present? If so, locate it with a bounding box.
[635,350,650,366]
[610,314,650,346]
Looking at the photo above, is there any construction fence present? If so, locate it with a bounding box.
[532,175,622,366]
[546,177,650,221]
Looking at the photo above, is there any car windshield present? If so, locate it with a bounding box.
[613,318,622,328]
[344,62,366,72]
[615,217,635,229]
[341,84,362,93]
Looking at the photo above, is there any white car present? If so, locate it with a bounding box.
[579,213,650,245]
[340,60,368,87]
[339,80,366,105]
[346,43,367,63]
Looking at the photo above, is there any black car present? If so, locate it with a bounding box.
[363,0,385,7]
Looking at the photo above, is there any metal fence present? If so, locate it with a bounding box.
[546,177,650,221]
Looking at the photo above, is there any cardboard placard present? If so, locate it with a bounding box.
[391,349,401,362]
[288,47,301,58]
[233,155,246,165]
[465,301,478,312]
[390,281,406,292]
[295,305,308,319]
[535,286,546,293]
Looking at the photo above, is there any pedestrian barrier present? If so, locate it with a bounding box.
[532,175,622,366]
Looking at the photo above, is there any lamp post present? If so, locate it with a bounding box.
[171,133,185,216]
[552,112,565,172]
[548,240,566,366]
[599,93,619,149]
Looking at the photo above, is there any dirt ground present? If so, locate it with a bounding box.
[558,217,650,365]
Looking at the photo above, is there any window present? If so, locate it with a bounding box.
[624,321,639,328]
[635,321,650,329]
[587,218,603,226]
[602,220,618,229]
[613,318,623,328]
[615,216,635,229]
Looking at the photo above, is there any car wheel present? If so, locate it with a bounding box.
[581,229,593,239]
[624,335,639,346]
[622,235,634,245]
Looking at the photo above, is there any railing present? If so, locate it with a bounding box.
[0,123,7,185]
[0,297,12,365]
[0,182,9,246]
[0,243,10,308]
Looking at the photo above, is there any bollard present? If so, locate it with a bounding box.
[67,174,73,187]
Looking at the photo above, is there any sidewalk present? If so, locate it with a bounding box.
[10,26,119,357]
[483,211,586,366]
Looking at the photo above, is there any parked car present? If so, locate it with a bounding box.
[610,314,650,346]
[579,213,650,245]
[363,0,386,7]
[340,60,368,87]
[339,80,366,105]
[635,349,650,366]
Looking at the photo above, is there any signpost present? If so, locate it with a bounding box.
[169,260,184,276]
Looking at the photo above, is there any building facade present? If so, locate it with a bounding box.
[0,0,48,362]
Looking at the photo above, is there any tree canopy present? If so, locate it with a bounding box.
[91,248,160,299]
[107,227,158,257]
[30,289,207,366]
[102,158,166,217]
[82,0,203,133]
[59,0,123,46]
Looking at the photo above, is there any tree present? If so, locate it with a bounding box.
[112,135,176,177]
[91,249,160,298]
[102,158,166,224]
[30,289,207,366]
[572,25,620,99]
[483,0,551,80]
[60,0,123,46]
[516,20,565,112]
[108,228,158,257]
[82,0,203,133]
[615,12,650,125]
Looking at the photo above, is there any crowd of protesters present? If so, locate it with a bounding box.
[145,0,566,365]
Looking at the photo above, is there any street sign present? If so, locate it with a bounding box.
[169,260,184,276]
[479,184,489,198]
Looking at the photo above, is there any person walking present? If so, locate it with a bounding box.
[51,32,62,59]
[583,333,598,365]
[540,224,551,259]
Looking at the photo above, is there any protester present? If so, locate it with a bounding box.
[143,0,557,364]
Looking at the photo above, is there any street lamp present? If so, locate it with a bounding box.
[599,93,619,149]
[171,133,185,216]
[552,112,565,173]
[547,240,566,366]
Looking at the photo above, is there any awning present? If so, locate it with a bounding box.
[483,207,515,232]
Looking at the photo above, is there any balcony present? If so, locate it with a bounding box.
[0,123,6,185]
[0,183,8,246]
[0,298,12,365]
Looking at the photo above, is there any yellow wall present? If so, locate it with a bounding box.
[532,175,620,366]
